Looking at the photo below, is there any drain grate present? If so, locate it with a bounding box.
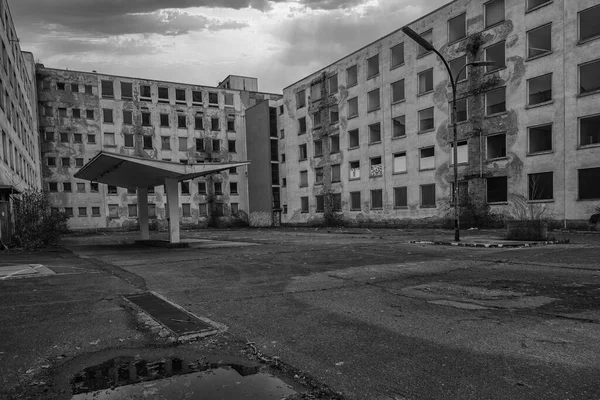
[124,292,214,336]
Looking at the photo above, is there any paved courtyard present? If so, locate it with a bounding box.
[1,228,600,399]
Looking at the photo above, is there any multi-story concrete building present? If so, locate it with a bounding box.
[279,0,600,228]
[0,0,41,240]
[36,67,281,230]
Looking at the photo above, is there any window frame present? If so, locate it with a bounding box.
[367,54,380,79]
[393,152,407,174]
[368,122,382,144]
[419,146,435,171]
[448,13,467,44]
[484,0,505,29]
[391,79,405,103]
[578,167,600,200]
[527,0,552,12]
[528,171,554,201]
[420,184,436,208]
[417,68,434,95]
[417,29,433,57]
[486,132,507,160]
[370,189,383,210]
[527,23,552,60]
[527,73,553,106]
[418,107,435,133]
[486,176,508,203]
[347,97,359,118]
[528,123,553,154]
[485,86,506,116]
[578,113,600,147]
[578,58,600,96]
[485,41,506,72]
[578,4,600,44]
[390,42,405,69]
[367,88,380,112]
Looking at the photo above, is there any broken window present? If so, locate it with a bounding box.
[528,74,552,105]
[62,182,72,191]
[227,116,235,132]
[579,5,600,42]
[350,191,361,210]
[175,89,186,103]
[159,113,169,127]
[48,182,58,192]
[195,138,204,151]
[77,183,85,193]
[527,0,551,11]
[224,93,234,107]
[330,135,340,153]
[180,181,190,194]
[367,88,380,112]
[312,111,321,127]
[228,140,236,153]
[349,129,359,148]
[46,157,56,166]
[450,98,468,124]
[371,189,383,209]
[88,134,96,144]
[369,123,381,143]
[123,110,132,125]
[311,82,321,101]
[142,112,151,126]
[350,160,360,179]
[394,186,408,208]
[195,115,203,130]
[73,133,82,143]
[76,158,84,167]
[301,196,309,213]
[57,82,65,91]
[85,85,93,95]
[418,68,434,94]
[124,134,134,148]
[329,74,338,93]
[212,139,220,152]
[529,172,553,200]
[370,157,382,177]
[211,117,219,131]
[420,184,436,207]
[58,107,67,117]
[177,114,186,129]
[161,136,171,150]
[143,135,152,149]
[198,181,207,194]
[192,90,202,104]
[330,105,339,124]
[332,164,341,182]
[208,92,218,107]
[579,114,600,146]
[391,79,405,103]
[485,0,505,28]
[141,85,151,98]
[486,87,506,115]
[390,43,404,68]
[393,152,407,173]
[121,82,133,99]
[92,207,101,217]
[281,153,286,163]
[315,167,324,185]
[178,137,187,151]
[449,55,467,82]
[448,13,466,43]
[86,109,94,119]
[579,59,600,95]
[528,24,552,58]
[367,54,379,78]
[296,89,306,108]
[487,176,507,202]
[417,29,433,57]
[180,203,190,217]
[450,140,469,165]
[298,117,306,135]
[104,133,115,146]
[107,185,118,195]
[420,147,435,170]
[103,109,113,123]
[314,139,323,157]
[487,133,506,159]
[579,167,600,199]
[44,131,54,142]
[348,97,358,118]
[127,204,137,217]
[346,65,358,87]
[299,143,307,160]
[419,107,434,132]
[300,170,308,187]
[230,182,238,194]
[72,108,81,118]
[158,87,169,102]
[485,41,505,72]
[214,182,223,195]
[393,115,406,138]
[331,194,342,212]
[101,80,113,98]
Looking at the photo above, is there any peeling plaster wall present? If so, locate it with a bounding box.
[279,0,600,226]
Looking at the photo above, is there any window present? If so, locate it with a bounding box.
[192,91,202,104]
[450,98,468,124]
[390,43,404,68]
[312,111,322,127]
[104,132,115,146]
[180,181,190,195]
[195,115,204,130]
[48,182,58,192]
[448,13,466,43]
[296,89,306,108]
[485,0,505,28]
[348,97,358,118]
[347,65,358,87]
[225,139,235,153]
[580,115,600,146]
[528,74,553,106]
[449,56,467,82]
[141,85,151,98]
[487,176,507,202]
[420,184,436,207]
[349,129,359,148]
[346,192,360,211]
[161,136,171,150]
[127,204,138,217]
[198,181,207,194]
[329,105,339,124]
[41,80,51,91]
[418,68,433,94]
[420,147,435,170]
[367,88,380,112]
[175,89,186,103]
[43,105,53,117]
[103,109,113,123]
[528,24,552,59]
[86,109,94,119]
[46,157,56,166]
[227,117,235,132]
[44,131,54,142]
[529,172,553,200]
[369,123,381,143]
[63,182,72,192]
[527,0,551,11]
[393,152,407,173]
[367,55,379,78]
[148,186,155,194]
[224,93,234,107]
[450,140,468,165]
[315,167,324,184]
[485,41,505,72]
[370,157,382,177]
[74,133,83,143]
[419,107,434,132]
[64,208,73,217]
[142,112,151,126]
[199,203,208,216]
[143,135,152,149]
[178,137,187,151]
[330,135,340,153]
[314,139,323,157]
[300,170,308,187]
[208,92,218,106]
[280,129,285,139]
[58,108,67,117]
[299,143,307,160]
[392,115,406,138]
[101,80,113,98]
[579,5,600,42]
[417,29,433,57]
[195,138,204,151]
[108,204,118,218]
[158,87,169,102]
[178,114,186,128]
[121,82,133,99]
[331,164,341,182]
[579,168,600,199]
[160,113,169,127]
[350,161,360,179]
[394,187,408,208]
[486,87,506,115]
[179,203,190,217]
[214,182,223,195]
[92,207,100,217]
[124,134,134,147]
[331,194,342,212]
[450,182,469,205]
[91,182,99,192]
[108,185,118,195]
[77,183,85,193]
[282,178,286,187]
[579,59,600,95]
[487,133,506,159]
[88,134,96,144]
[229,182,238,195]
[212,139,220,151]
[371,189,383,209]
[122,110,133,125]
[391,79,405,103]
[85,85,93,95]
[301,197,309,213]
[310,83,321,101]
[298,117,306,134]
[211,117,219,131]
[56,82,66,91]
[72,108,81,119]
[329,74,338,93]
[315,195,325,212]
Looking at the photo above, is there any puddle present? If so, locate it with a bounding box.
[71,356,298,399]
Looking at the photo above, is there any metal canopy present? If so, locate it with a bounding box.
[74,151,250,189]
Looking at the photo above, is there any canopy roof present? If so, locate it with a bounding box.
[74,152,250,189]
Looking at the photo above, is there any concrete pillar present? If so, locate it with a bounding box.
[137,186,149,240]
[164,178,180,244]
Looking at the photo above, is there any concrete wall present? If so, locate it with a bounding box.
[279,0,600,227]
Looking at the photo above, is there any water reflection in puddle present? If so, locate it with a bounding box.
[71,356,297,399]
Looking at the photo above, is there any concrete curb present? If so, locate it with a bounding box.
[408,240,564,248]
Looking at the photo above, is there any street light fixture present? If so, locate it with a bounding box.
[401,26,494,242]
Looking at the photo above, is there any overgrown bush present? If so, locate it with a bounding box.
[11,190,69,249]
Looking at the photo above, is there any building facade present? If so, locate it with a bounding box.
[278,0,600,228]
[36,67,281,230]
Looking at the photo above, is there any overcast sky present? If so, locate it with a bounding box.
[10,0,448,93]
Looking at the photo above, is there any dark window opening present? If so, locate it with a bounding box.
[528,24,552,58]
[142,112,151,126]
[418,68,433,94]
[176,89,186,102]
[143,135,153,149]
[419,107,434,132]
[349,129,359,148]
[487,133,506,159]
[487,176,508,203]
[347,65,358,87]
[485,41,505,72]
[579,168,600,199]
[121,82,133,99]
[141,85,151,98]
[580,115,600,146]
[160,113,169,127]
[350,191,361,210]
[391,43,404,68]
[369,123,381,143]
[300,171,308,187]
[192,91,202,103]
[394,186,408,208]
[528,74,552,105]
[529,124,552,154]
[371,189,383,209]
[449,56,467,82]
[158,87,169,101]
[579,60,600,94]
[579,5,600,42]
[417,29,433,57]
[211,117,219,131]
[367,54,379,78]
[485,0,505,28]
[101,80,114,98]
[448,13,466,43]
[529,172,553,200]
[178,114,186,128]
[391,79,405,103]
[486,87,506,115]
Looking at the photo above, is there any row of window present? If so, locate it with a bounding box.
[1,131,37,187]
[0,77,35,159]
[47,179,239,196]
[57,202,240,219]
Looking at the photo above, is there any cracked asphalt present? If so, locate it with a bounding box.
[1,228,600,400]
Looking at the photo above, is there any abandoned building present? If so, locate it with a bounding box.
[278,0,600,228]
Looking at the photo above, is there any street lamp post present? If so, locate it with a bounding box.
[401,27,494,242]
